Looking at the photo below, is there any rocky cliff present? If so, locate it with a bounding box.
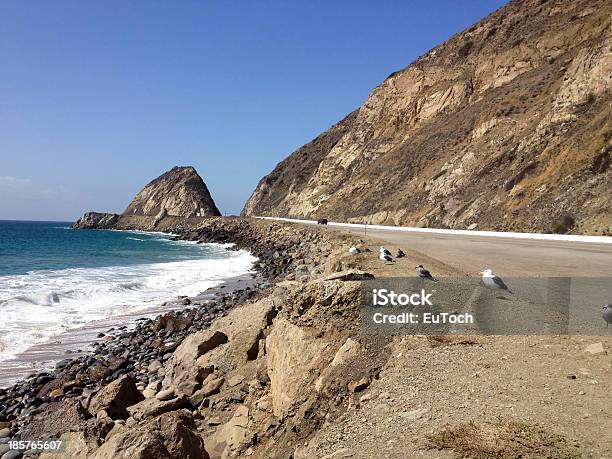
[124,166,220,219]
[74,166,220,229]
[243,0,612,235]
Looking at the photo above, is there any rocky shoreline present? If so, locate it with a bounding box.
[0,282,260,446]
[0,274,256,389]
[0,218,361,458]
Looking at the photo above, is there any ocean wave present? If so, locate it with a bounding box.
[0,245,256,362]
[108,228,180,237]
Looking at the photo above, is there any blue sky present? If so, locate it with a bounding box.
[0,0,508,221]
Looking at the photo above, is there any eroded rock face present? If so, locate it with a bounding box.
[124,166,220,218]
[266,318,330,418]
[205,405,251,457]
[163,298,276,397]
[73,212,120,229]
[92,411,208,459]
[243,0,612,235]
[88,375,144,420]
[162,330,229,394]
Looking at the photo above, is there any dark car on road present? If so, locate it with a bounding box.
[317,218,328,225]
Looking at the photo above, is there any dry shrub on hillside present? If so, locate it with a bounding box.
[426,419,581,458]
[426,335,479,347]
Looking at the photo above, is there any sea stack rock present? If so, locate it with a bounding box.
[124,166,220,218]
[74,166,220,230]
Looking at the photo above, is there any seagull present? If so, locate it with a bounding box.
[603,304,612,327]
[348,246,361,254]
[380,251,394,263]
[415,264,437,282]
[480,269,513,293]
[396,249,406,258]
[380,246,392,257]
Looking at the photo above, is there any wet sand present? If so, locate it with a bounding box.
[0,273,255,388]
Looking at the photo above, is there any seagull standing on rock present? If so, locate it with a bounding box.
[415,265,438,282]
[348,246,361,255]
[603,304,612,327]
[379,247,394,263]
[480,269,513,293]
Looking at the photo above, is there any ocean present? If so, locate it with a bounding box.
[0,220,256,363]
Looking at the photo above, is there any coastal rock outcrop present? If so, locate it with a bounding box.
[73,212,120,229]
[243,0,612,235]
[123,166,220,218]
[73,166,221,230]
[266,318,330,417]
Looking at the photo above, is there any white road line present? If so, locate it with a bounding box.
[255,216,612,244]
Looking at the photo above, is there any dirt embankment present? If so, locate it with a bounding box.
[1,218,610,458]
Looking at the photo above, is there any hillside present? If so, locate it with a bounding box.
[243,0,611,235]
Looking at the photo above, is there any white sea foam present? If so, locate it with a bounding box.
[0,244,256,362]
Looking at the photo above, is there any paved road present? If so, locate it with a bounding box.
[330,226,612,277]
[256,216,611,276]
[258,217,612,333]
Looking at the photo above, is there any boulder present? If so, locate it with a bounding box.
[88,375,144,420]
[165,299,276,396]
[315,338,361,392]
[205,405,250,457]
[156,389,176,401]
[320,448,353,459]
[126,395,189,421]
[330,338,360,366]
[19,399,91,440]
[82,417,115,447]
[92,411,208,459]
[349,377,370,392]
[226,374,244,388]
[162,330,228,393]
[255,394,272,413]
[1,450,22,459]
[190,376,225,406]
[143,380,162,399]
[266,318,330,417]
[39,430,99,459]
[148,360,162,373]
